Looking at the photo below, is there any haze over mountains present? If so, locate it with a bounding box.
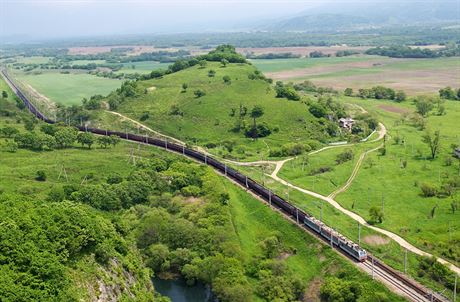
[260,0,460,32]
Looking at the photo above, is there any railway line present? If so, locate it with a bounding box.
[1,69,451,302]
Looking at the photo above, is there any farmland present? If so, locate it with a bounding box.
[251,56,460,95]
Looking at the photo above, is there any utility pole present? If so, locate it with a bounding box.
[404,249,407,274]
[381,193,384,215]
[320,202,323,222]
[454,274,457,302]
[372,257,375,279]
[296,208,299,224]
[269,190,272,207]
[358,223,361,246]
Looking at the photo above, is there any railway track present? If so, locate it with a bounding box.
[1,69,450,302]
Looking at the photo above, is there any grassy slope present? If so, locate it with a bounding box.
[115,62,320,160]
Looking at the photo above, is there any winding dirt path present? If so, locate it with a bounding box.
[105,110,459,275]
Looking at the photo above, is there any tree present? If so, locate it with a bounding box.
[250,105,264,129]
[194,89,206,98]
[223,75,231,84]
[208,69,216,77]
[36,170,47,181]
[344,88,353,96]
[198,60,207,68]
[395,90,406,102]
[221,58,229,67]
[439,87,456,100]
[320,277,362,302]
[369,206,384,223]
[2,90,7,98]
[98,136,114,148]
[420,182,437,197]
[181,83,188,92]
[415,96,434,117]
[55,127,78,148]
[422,130,441,159]
[77,132,95,149]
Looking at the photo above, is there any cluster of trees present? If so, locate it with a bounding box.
[248,70,272,83]
[366,45,460,58]
[0,196,156,301]
[1,123,120,152]
[357,86,406,102]
[439,86,460,100]
[275,81,300,101]
[294,80,338,95]
[230,104,271,139]
[196,44,247,63]
[335,50,360,57]
[309,51,330,58]
[246,52,301,59]
[269,141,319,157]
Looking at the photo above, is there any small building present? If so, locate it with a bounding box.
[339,117,354,131]
[454,148,460,159]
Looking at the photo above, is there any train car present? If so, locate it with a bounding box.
[339,239,367,262]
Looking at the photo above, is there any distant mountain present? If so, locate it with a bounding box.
[260,0,460,32]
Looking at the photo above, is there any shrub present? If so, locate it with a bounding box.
[35,170,47,181]
[244,123,271,139]
[420,182,437,197]
[139,112,150,121]
[310,166,332,175]
[336,149,354,164]
[194,89,206,98]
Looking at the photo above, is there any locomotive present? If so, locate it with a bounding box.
[303,215,367,262]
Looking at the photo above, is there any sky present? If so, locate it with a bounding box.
[0,0,318,39]
[1,0,458,40]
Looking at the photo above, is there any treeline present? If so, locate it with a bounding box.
[439,86,460,100]
[246,52,301,59]
[344,86,407,102]
[365,45,460,58]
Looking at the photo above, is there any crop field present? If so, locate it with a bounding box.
[251,56,460,95]
[12,70,121,105]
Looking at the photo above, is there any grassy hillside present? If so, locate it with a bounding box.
[108,61,328,160]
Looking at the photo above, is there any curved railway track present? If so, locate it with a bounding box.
[1,69,450,302]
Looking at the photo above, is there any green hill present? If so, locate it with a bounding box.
[96,62,336,160]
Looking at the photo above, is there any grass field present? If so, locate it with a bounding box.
[278,141,381,196]
[111,62,324,161]
[12,70,121,105]
[117,61,170,74]
[251,56,460,95]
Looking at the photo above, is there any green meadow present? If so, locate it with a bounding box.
[13,70,121,105]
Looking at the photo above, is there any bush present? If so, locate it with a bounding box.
[194,89,206,98]
[274,82,300,101]
[420,182,437,197]
[244,123,271,139]
[336,149,354,164]
[35,170,47,181]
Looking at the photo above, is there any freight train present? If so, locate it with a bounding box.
[1,69,367,262]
